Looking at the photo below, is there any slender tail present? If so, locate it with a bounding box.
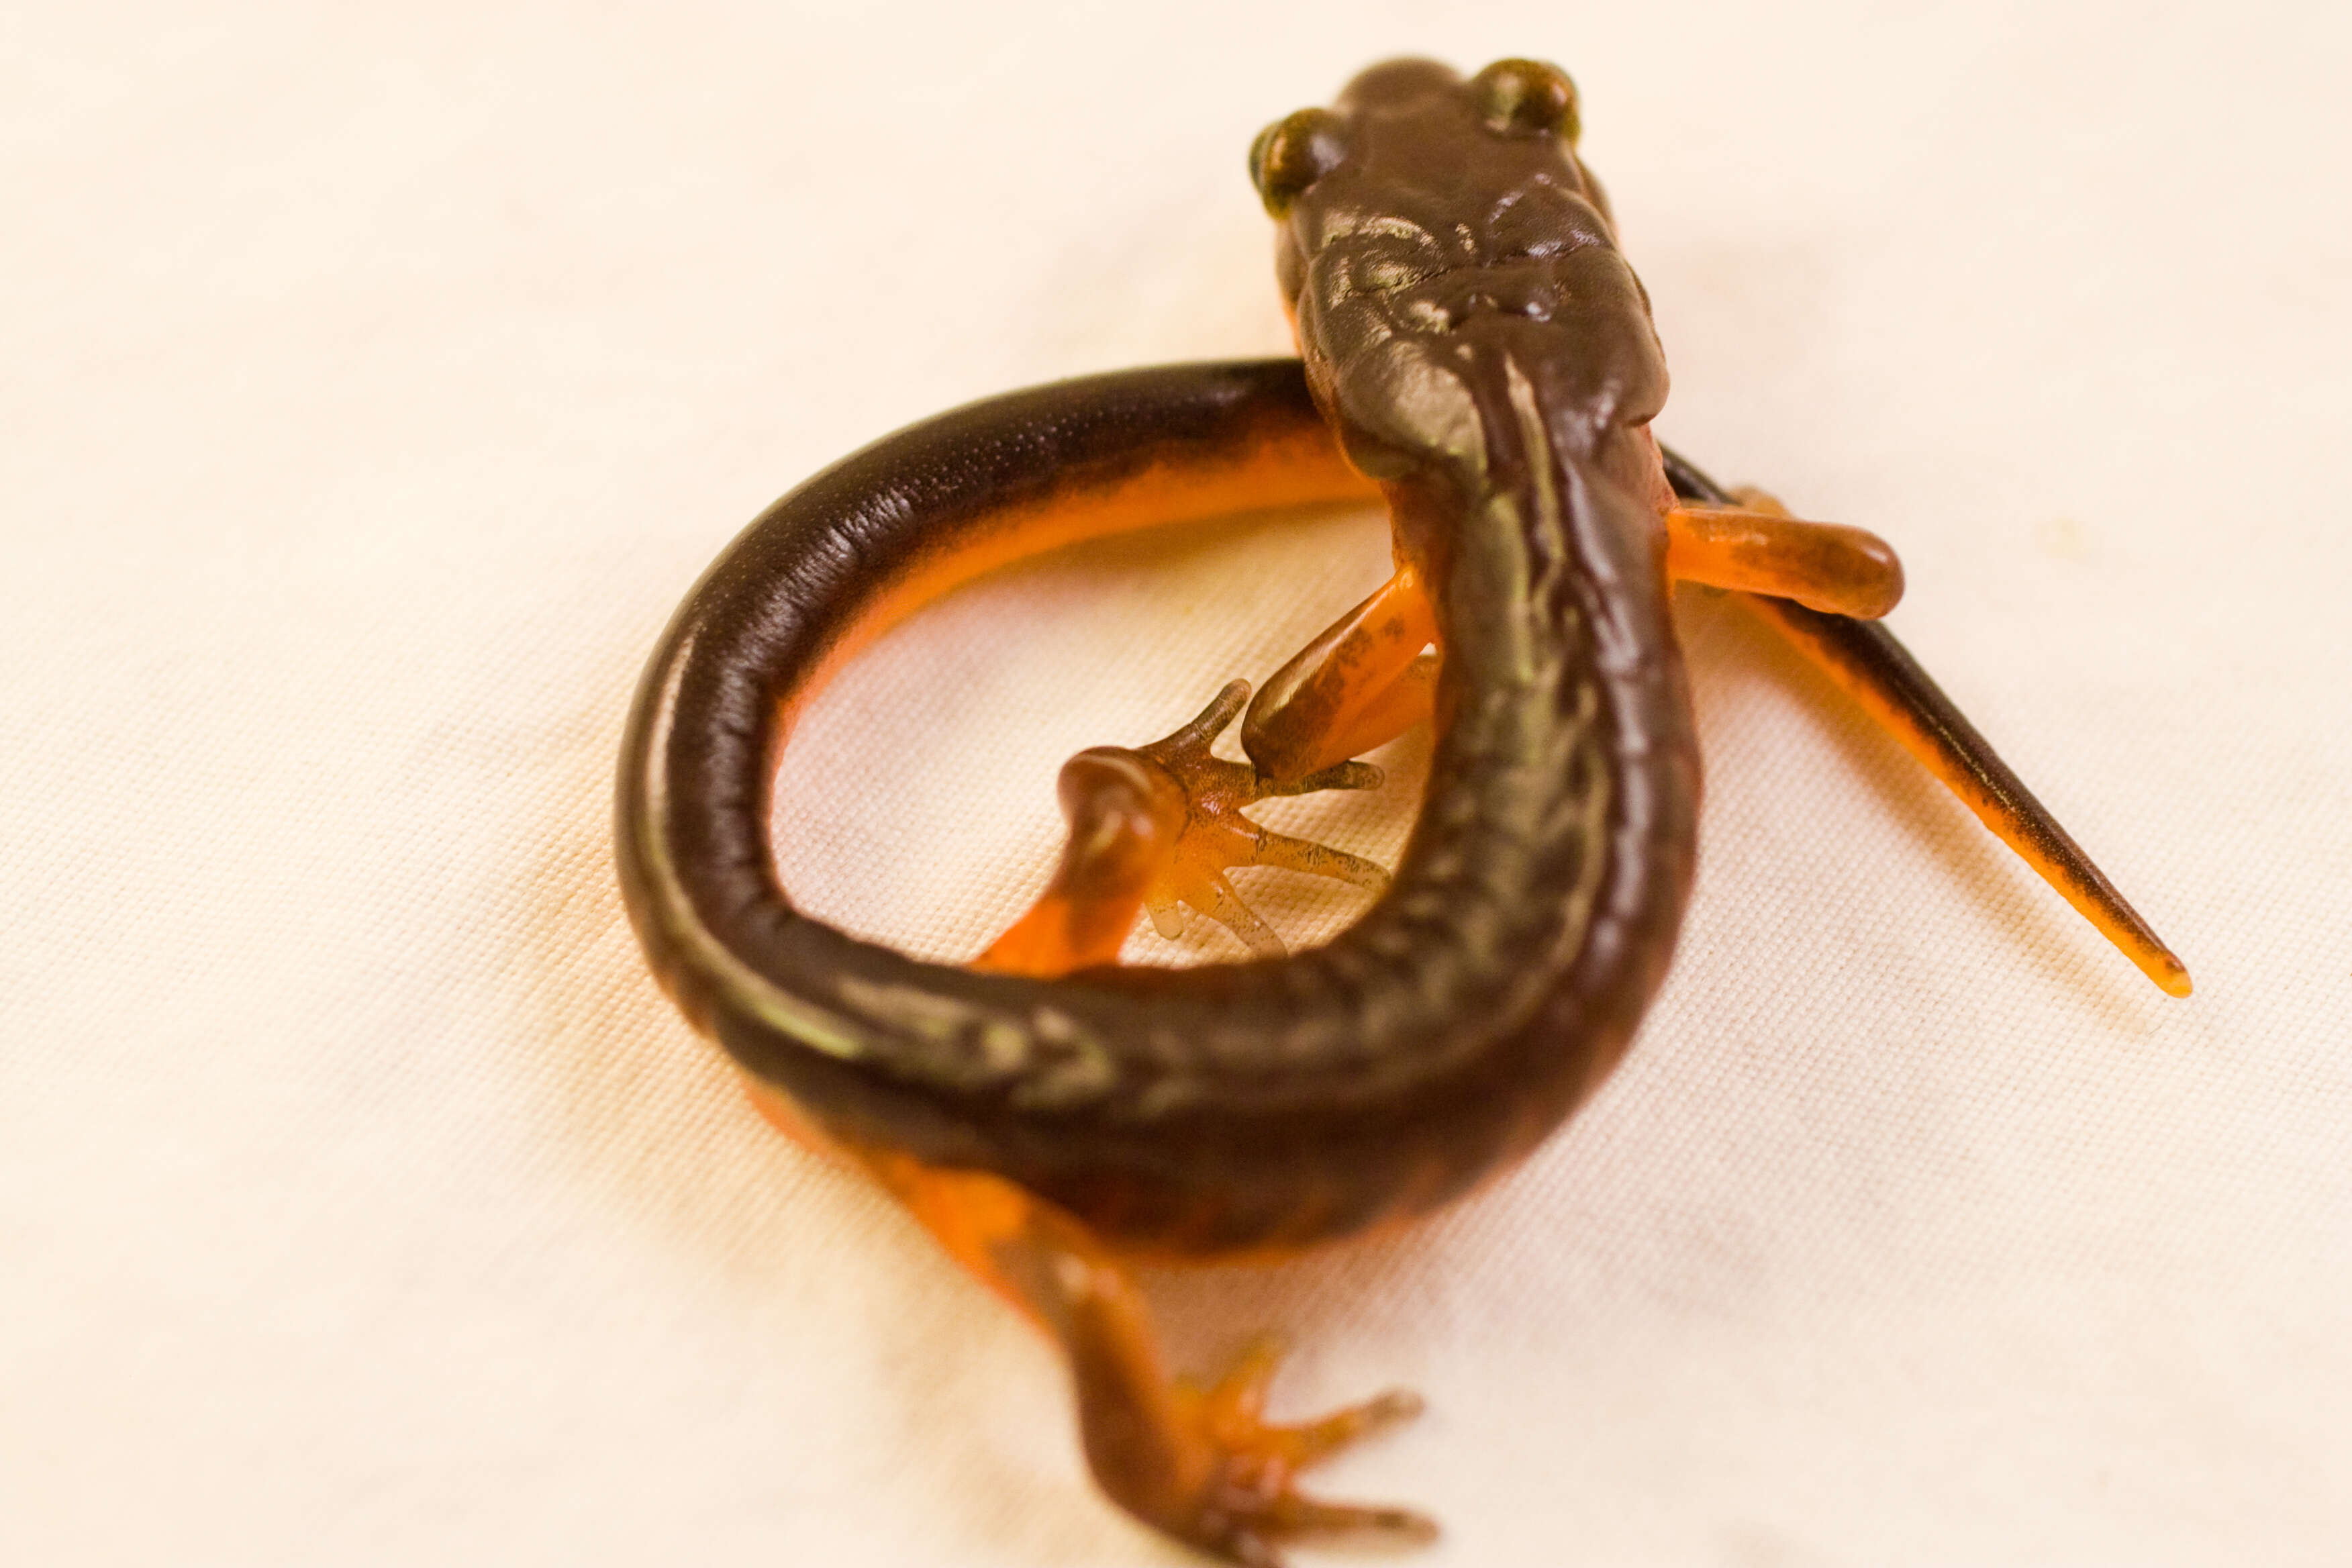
[1659,446,2190,997]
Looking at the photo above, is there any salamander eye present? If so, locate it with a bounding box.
[1470,58,1580,142]
[1249,108,1346,217]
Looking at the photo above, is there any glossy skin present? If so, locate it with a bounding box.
[616,58,2187,1563]
[622,66,1696,1261]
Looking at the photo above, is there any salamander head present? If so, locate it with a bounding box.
[1253,58,1583,219]
[1248,58,1666,491]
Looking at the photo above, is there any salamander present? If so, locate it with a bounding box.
[615,57,2188,1565]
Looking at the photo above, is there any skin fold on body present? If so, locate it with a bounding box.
[615,57,2188,1565]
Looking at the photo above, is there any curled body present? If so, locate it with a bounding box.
[615,56,2186,1565]
[619,60,1695,1259]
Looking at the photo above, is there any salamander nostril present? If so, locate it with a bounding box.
[1401,265,1561,330]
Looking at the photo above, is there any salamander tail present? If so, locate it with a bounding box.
[1660,446,2190,997]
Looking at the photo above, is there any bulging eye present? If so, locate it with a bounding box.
[1249,107,1346,217]
[1469,58,1579,142]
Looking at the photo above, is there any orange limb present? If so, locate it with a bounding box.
[975,681,1387,975]
[867,1152,1433,1565]
[973,748,1180,978]
[1242,565,1439,782]
[1665,494,1905,618]
[979,567,1439,973]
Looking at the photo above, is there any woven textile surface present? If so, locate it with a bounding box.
[6,3,2348,1563]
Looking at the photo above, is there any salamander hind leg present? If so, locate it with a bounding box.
[874,1157,1436,1565]
[977,679,1387,975]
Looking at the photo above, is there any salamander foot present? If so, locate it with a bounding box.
[879,1161,1436,1566]
[1127,680,1388,959]
[1144,1337,1434,1567]
[977,679,1386,974]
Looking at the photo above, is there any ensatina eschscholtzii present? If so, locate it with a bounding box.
[616,57,2188,1565]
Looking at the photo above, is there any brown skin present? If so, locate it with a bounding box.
[617,57,2189,1566]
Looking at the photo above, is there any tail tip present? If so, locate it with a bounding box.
[2146,950,2194,998]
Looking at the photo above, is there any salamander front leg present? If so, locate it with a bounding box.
[1665,493,1906,619]
[980,565,1441,974]
[976,681,1386,975]
[871,1155,1434,1565]
[1242,565,1438,783]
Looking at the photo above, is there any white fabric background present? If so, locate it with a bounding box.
[6,3,2348,1563]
